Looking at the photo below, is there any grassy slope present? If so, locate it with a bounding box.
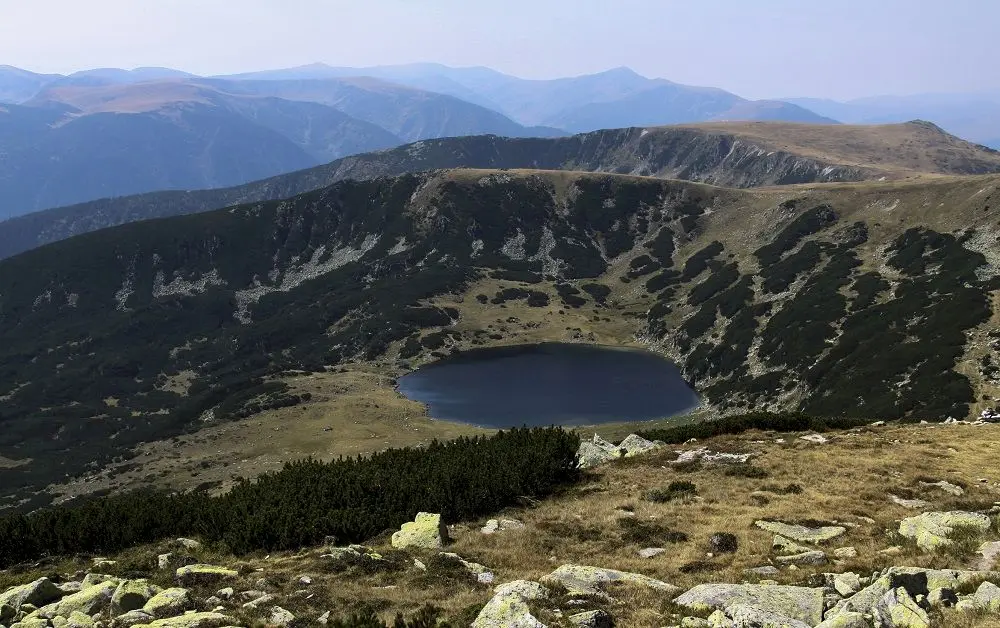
[682,120,1000,175]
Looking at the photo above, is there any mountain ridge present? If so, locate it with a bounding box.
[1,120,997,261]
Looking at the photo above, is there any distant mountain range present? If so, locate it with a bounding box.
[784,93,1000,149]
[2,62,998,220]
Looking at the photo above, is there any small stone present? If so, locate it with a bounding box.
[174,538,202,550]
[214,589,233,601]
[157,554,174,570]
[413,559,426,571]
[917,480,964,496]
[638,547,666,558]
[297,576,312,586]
[481,518,525,534]
[880,546,903,557]
[773,535,813,555]
[241,594,274,610]
[890,494,930,509]
[745,566,780,577]
[317,611,330,625]
[799,434,828,444]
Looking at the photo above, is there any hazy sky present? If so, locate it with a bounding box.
[1,0,996,101]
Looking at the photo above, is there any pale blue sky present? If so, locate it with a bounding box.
[1,0,996,100]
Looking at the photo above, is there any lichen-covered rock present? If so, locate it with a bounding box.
[568,609,612,628]
[174,565,237,585]
[471,580,549,628]
[674,584,825,625]
[726,603,810,628]
[241,594,274,610]
[927,587,957,607]
[755,521,846,544]
[832,573,861,597]
[142,588,191,619]
[976,540,1000,570]
[111,580,160,615]
[833,547,858,559]
[173,538,201,551]
[12,617,51,628]
[34,581,116,619]
[0,578,64,610]
[971,580,1000,611]
[918,480,964,496]
[872,587,929,628]
[81,574,119,589]
[890,495,930,509]
[541,564,678,597]
[814,612,869,628]
[111,610,154,628]
[391,512,449,549]
[577,435,620,468]
[130,611,235,628]
[772,535,812,555]
[898,511,992,551]
[481,518,526,535]
[619,434,659,457]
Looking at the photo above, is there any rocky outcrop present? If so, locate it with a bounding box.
[673,584,825,625]
[391,512,449,549]
[755,521,847,544]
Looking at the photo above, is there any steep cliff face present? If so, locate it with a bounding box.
[2,169,1000,508]
[8,120,992,260]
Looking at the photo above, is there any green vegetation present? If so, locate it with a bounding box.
[0,428,580,567]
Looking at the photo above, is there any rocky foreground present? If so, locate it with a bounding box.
[1,422,999,627]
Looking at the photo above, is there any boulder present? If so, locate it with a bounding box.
[541,564,678,597]
[832,573,861,597]
[111,580,160,615]
[471,580,549,628]
[34,581,116,619]
[971,580,1000,611]
[112,611,155,628]
[898,511,992,551]
[755,521,846,544]
[57,583,83,595]
[130,612,235,628]
[0,578,64,610]
[619,434,659,457]
[568,609,612,628]
[927,587,957,607]
[390,512,449,549]
[482,518,526,534]
[673,584,825,625]
[814,613,869,628]
[142,589,191,619]
[577,435,620,468]
[174,565,237,585]
[173,539,201,551]
[745,567,780,577]
[775,551,826,566]
[268,607,295,627]
[726,603,810,627]
[872,587,929,628]
[976,541,1000,571]
[12,617,50,628]
[638,547,666,558]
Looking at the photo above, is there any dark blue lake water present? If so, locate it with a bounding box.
[396,343,701,428]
